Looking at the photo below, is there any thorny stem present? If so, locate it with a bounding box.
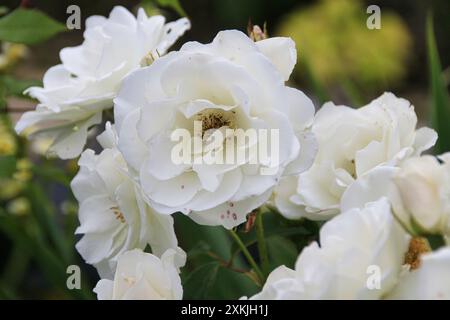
[210,250,261,285]
[228,229,264,284]
[207,251,248,274]
[255,210,269,277]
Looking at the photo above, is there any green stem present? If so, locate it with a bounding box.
[255,211,269,277]
[228,230,264,284]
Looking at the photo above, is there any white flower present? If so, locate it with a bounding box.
[392,154,450,235]
[249,198,410,299]
[71,123,179,278]
[387,247,450,299]
[114,30,316,229]
[342,153,450,236]
[15,6,190,159]
[94,248,185,300]
[273,175,320,220]
[274,92,437,220]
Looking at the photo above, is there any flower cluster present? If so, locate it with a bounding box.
[16,6,190,159]
[249,198,450,299]
[16,6,450,300]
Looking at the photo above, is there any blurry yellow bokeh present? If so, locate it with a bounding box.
[278,0,412,90]
[0,118,16,156]
[0,41,28,72]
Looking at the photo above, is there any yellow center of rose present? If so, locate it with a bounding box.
[195,109,236,137]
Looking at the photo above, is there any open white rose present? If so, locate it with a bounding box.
[94,248,185,300]
[16,6,190,159]
[249,198,410,299]
[274,92,437,220]
[342,153,450,236]
[387,247,450,299]
[71,123,179,278]
[114,30,316,229]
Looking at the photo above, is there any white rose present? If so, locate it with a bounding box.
[94,248,185,300]
[15,6,190,159]
[392,154,450,235]
[249,198,410,299]
[387,247,450,299]
[342,153,450,236]
[71,123,179,278]
[274,92,437,220]
[114,30,316,229]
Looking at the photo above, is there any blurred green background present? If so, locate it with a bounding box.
[0,0,448,299]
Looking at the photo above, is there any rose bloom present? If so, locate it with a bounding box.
[392,154,450,235]
[274,92,437,220]
[248,198,410,300]
[94,248,185,300]
[71,123,179,277]
[114,30,316,228]
[16,6,190,159]
[342,153,450,236]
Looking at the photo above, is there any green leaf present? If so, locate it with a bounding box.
[182,261,259,299]
[266,236,298,271]
[153,0,187,17]
[0,8,66,45]
[0,155,16,178]
[176,213,260,299]
[175,213,232,261]
[427,12,450,153]
[185,241,211,259]
[182,261,220,299]
[212,267,259,299]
